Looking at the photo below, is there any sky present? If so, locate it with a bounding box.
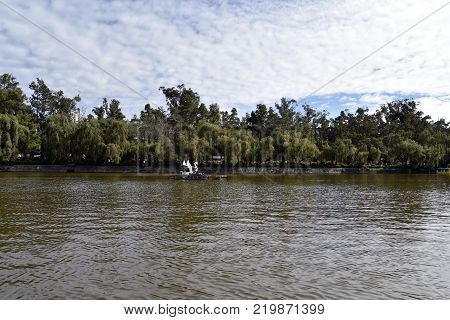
[1,0,449,121]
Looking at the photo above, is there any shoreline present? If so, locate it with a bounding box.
[0,164,438,174]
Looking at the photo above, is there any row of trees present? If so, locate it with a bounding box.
[1,74,449,168]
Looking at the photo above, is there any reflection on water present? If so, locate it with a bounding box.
[0,173,449,299]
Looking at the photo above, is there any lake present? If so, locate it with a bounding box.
[0,173,449,299]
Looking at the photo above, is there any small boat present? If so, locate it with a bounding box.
[172,172,208,180]
[436,168,450,175]
[170,160,208,180]
[169,160,228,180]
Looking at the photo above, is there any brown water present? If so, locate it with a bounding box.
[0,173,449,299]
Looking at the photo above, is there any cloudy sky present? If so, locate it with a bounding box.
[1,0,449,120]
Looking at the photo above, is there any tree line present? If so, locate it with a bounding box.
[0,73,449,168]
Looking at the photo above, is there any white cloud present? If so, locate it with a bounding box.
[339,96,357,102]
[417,96,450,121]
[0,0,449,120]
[359,93,398,105]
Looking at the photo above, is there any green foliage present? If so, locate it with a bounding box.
[29,78,80,124]
[276,98,297,130]
[160,84,201,128]
[1,74,449,169]
[0,74,28,115]
[41,114,75,164]
[260,136,275,164]
[333,138,357,165]
[208,103,221,125]
[0,114,20,162]
[71,119,105,163]
[106,99,125,120]
[397,139,426,168]
[105,143,121,164]
[221,107,240,129]
[93,98,126,121]
[369,146,381,165]
[102,119,130,163]
[355,151,369,167]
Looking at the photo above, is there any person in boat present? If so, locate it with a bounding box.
[180,160,194,175]
[180,160,202,176]
[193,161,198,173]
[180,160,189,174]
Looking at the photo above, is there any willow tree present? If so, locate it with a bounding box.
[290,131,320,166]
[196,120,221,164]
[105,143,121,164]
[397,139,426,168]
[102,119,130,164]
[0,114,20,162]
[0,74,38,159]
[151,136,176,165]
[71,119,105,164]
[218,130,241,167]
[333,138,357,165]
[238,129,256,166]
[41,114,74,164]
[369,146,382,165]
[260,136,275,165]
[272,129,291,165]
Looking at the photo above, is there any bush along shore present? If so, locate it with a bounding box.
[1,73,449,170]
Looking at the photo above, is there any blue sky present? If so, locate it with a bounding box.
[1,0,449,120]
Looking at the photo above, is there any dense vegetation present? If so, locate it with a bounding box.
[0,73,449,169]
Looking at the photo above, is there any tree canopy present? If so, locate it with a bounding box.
[0,73,448,169]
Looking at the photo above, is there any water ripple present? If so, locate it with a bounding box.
[0,173,449,299]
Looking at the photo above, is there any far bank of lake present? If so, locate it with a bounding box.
[0,164,439,174]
